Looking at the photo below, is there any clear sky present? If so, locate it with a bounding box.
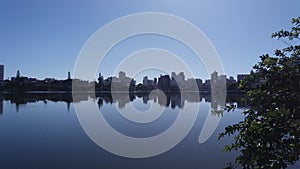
[1,0,299,82]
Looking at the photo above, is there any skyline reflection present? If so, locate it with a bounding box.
[0,92,247,113]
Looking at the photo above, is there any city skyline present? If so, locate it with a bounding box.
[0,65,247,83]
[1,0,300,81]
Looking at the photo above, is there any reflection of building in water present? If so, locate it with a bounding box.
[0,65,3,109]
[0,96,3,114]
[181,92,200,102]
[210,71,226,114]
[111,93,131,109]
[157,93,169,107]
[149,92,189,109]
[98,92,201,109]
[143,95,149,104]
[1,92,248,112]
[211,91,226,110]
[67,101,71,112]
[70,93,89,103]
[170,94,184,109]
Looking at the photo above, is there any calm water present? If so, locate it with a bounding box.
[0,93,259,168]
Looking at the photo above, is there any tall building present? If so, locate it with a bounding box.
[16,70,20,78]
[154,78,157,85]
[171,72,185,83]
[119,71,126,80]
[112,71,132,88]
[196,78,203,89]
[211,71,218,87]
[0,65,4,81]
[67,71,71,80]
[143,76,148,86]
[178,72,185,82]
[158,75,170,90]
[211,71,226,92]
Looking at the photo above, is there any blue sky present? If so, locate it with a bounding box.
[1,0,299,82]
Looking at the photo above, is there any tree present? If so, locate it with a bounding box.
[16,70,20,78]
[219,17,300,169]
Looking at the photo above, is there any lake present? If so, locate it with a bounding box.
[0,92,297,169]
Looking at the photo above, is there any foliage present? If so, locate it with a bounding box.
[219,17,300,169]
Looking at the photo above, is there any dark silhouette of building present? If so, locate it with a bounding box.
[143,76,149,86]
[170,72,185,89]
[0,65,4,82]
[16,70,20,78]
[158,75,170,90]
[171,72,185,83]
[67,71,71,80]
[143,76,155,88]
[228,76,236,83]
[0,68,246,94]
[203,79,211,91]
[119,71,126,79]
[196,79,203,90]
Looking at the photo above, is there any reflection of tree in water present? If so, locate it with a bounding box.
[220,108,300,169]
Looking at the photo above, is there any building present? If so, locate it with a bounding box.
[143,76,148,86]
[109,71,135,91]
[203,79,211,90]
[142,76,155,87]
[158,75,170,90]
[171,72,185,83]
[171,72,185,88]
[227,76,236,83]
[16,70,20,78]
[119,71,126,80]
[0,65,4,81]
[186,78,198,89]
[178,72,185,82]
[219,75,226,83]
[211,71,226,92]
[195,78,203,90]
[154,78,157,85]
[211,71,218,86]
[114,71,132,84]
[67,71,71,80]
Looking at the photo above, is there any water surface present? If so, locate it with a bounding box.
[0,93,250,169]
